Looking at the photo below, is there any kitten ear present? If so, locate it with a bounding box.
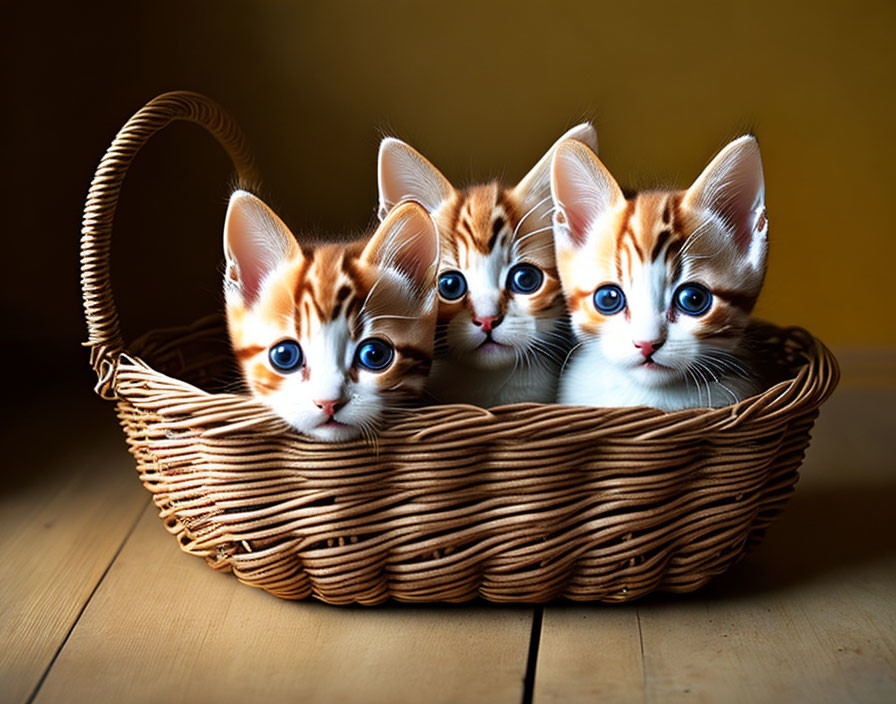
[362,200,440,291]
[513,122,599,213]
[684,135,767,259]
[223,190,301,304]
[377,138,455,220]
[550,138,624,247]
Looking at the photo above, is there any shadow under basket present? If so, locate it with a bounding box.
[81,91,840,605]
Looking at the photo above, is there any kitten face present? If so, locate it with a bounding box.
[377,124,598,375]
[427,182,566,369]
[224,193,438,441]
[551,136,767,402]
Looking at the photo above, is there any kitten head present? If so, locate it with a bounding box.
[377,124,598,370]
[223,192,439,441]
[551,136,767,388]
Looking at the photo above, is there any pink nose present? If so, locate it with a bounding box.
[633,339,665,358]
[314,399,346,416]
[472,315,503,332]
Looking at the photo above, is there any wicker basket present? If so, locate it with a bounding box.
[81,92,839,604]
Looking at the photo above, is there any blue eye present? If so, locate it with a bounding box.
[355,338,394,371]
[506,263,544,294]
[268,340,303,372]
[593,284,626,315]
[438,271,467,300]
[674,283,713,316]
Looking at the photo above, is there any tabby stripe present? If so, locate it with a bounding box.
[615,200,636,280]
[669,193,684,234]
[343,293,362,321]
[623,243,637,280]
[342,253,367,294]
[295,277,329,323]
[713,288,757,312]
[331,300,344,321]
[395,343,432,364]
[651,230,671,261]
[567,289,591,314]
[628,232,645,262]
[234,344,265,360]
[694,308,737,339]
[694,328,737,341]
[290,256,312,306]
[397,360,432,377]
[667,238,684,282]
[529,281,562,313]
[251,380,279,394]
[443,194,464,260]
[496,189,520,241]
[665,238,684,264]
[301,300,313,335]
[252,362,283,386]
[348,296,365,339]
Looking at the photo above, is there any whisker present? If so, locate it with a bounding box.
[511,195,553,242]
[511,225,555,255]
[560,340,587,374]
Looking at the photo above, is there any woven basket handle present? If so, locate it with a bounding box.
[80,91,259,399]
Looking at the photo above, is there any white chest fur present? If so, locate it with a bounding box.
[558,343,759,411]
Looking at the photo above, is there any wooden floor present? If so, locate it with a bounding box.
[2,354,894,704]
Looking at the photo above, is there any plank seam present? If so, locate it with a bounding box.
[25,497,150,704]
[522,606,544,704]
[637,607,647,701]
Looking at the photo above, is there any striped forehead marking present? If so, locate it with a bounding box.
[613,193,689,282]
[441,183,519,261]
[292,243,368,338]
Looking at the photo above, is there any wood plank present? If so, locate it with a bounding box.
[535,386,896,703]
[636,522,896,703]
[0,397,148,704]
[33,503,534,704]
[535,606,644,703]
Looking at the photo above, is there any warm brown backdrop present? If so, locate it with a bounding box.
[5,0,895,392]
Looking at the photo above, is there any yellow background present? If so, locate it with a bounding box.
[252,0,892,345]
[6,0,896,373]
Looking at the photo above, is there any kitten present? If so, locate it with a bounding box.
[377,123,598,407]
[551,136,768,410]
[223,191,439,441]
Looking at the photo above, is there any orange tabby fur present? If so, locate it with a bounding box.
[377,124,598,406]
[224,193,439,441]
[552,136,767,409]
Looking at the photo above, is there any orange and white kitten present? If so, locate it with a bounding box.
[377,123,598,407]
[224,192,439,441]
[551,136,767,410]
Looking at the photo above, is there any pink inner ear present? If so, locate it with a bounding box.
[378,139,453,214]
[391,218,438,288]
[226,206,265,303]
[702,160,764,254]
[225,193,297,305]
[561,200,595,245]
[687,137,765,255]
[552,142,622,247]
[718,189,757,254]
[364,203,438,289]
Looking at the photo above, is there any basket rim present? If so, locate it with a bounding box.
[108,315,840,445]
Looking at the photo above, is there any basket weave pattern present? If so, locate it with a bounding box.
[82,92,839,604]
